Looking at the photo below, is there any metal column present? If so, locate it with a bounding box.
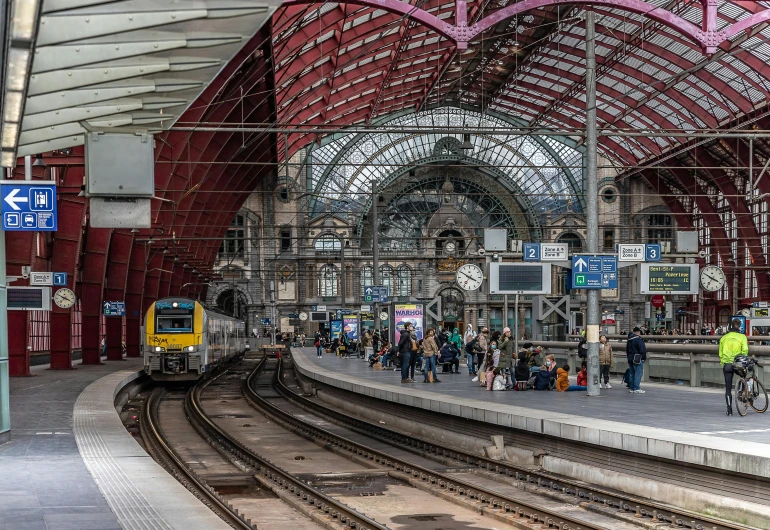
[0,212,8,443]
[372,180,380,331]
[584,11,601,397]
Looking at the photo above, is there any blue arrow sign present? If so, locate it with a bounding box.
[103,301,126,317]
[571,255,618,290]
[1,181,58,231]
[363,285,388,303]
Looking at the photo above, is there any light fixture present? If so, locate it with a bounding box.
[130,228,139,233]
[148,236,153,245]
[461,134,473,150]
[32,154,46,168]
[183,261,189,268]
[192,268,198,274]
[174,255,179,262]
[162,246,169,254]
[77,185,85,197]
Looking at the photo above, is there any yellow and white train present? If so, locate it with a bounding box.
[143,297,247,381]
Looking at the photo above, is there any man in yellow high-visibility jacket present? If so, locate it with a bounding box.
[719,318,749,416]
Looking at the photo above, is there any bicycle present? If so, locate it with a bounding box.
[734,356,768,416]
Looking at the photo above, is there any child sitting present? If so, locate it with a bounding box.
[492,367,507,390]
[556,364,587,392]
[577,361,588,387]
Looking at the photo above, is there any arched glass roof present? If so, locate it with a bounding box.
[308,107,583,218]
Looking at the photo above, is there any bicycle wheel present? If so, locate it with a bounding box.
[735,378,749,417]
[749,378,768,413]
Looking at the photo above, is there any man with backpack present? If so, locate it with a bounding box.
[719,318,749,416]
[626,326,647,394]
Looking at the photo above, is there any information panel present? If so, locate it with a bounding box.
[7,287,52,310]
[489,263,551,294]
[640,263,699,295]
[394,304,424,340]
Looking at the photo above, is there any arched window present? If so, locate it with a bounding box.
[557,232,583,253]
[318,265,338,297]
[396,265,411,297]
[314,234,342,251]
[360,265,373,295]
[380,265,394,296]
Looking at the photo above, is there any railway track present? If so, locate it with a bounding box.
[244,353,755,530]
[140,385,254,529]
[184,355,389,530]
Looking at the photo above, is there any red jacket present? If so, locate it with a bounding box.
[577,369,587,387]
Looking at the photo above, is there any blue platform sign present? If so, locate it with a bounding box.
[103,301,125,317]
[522,243,540,262]
[261,318,271,325]
[645,244,662,262]
[1,181,58,231]
[53,272,67,286]
[571,255,618,290]
[363,285,389,303]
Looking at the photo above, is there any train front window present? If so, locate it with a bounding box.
[156,303,194,332]
[157,316,193,332]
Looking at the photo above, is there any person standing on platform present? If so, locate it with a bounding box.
[398,322,417,384]
[422,328,440,383]
[449,327,463,350]
[372,330,381,353]
[599,334,614,388]
[498,327,515,389]
[626,327,647,394]
[719,318,749,416]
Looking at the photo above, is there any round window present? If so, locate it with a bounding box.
[601,187,617,203]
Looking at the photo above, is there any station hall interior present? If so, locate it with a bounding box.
[3,1,770,529]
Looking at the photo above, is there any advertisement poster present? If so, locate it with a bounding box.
[330,319,343,339]
[395,304,424,340]
[342,315,359,340]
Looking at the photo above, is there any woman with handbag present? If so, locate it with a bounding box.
[422,329,440,383]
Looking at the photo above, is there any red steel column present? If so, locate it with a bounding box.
[49,194,86,369]
[124,241,145,358]
[80,227,112,364]
[5,232,34,376]
[105,231,132,360]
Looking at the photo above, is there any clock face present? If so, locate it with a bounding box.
[456,264,484,291]
[299,312,308,321]
[53,288,76,309]
[444,241,456,254]
[700,265,726,292]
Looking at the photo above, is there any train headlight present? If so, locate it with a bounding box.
[187,346,195,352]
[155,346,164,352]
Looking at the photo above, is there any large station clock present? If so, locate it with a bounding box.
[455,264,484,291]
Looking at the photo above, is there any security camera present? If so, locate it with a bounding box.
[477,247,486,256]
[21,266,31,279]
[697,250,706,259]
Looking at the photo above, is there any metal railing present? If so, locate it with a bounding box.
[531,339,770,388]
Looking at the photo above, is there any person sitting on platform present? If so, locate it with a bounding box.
[492,368,507,390]
[534,360,558,390]
[438,342,461,374]
[556,364,587,392]
[577,361,588,387]
[514,357,531,389]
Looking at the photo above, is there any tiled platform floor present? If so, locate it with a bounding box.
[0,358,141,530]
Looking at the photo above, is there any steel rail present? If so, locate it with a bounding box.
[261,355,755,530]
[187,356,388,530]
[245,357,612,530]
[140,387,255,530]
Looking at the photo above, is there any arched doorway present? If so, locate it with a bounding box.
[216,289,248,319]
[438,287,465,334]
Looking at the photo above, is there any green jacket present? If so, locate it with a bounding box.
[449,332,463,349]
[498,338,515,370]
[719,331,748,365]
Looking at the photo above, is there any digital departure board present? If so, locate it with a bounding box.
[7,287,51,310]
[640,264,698,295]
[489,263,551,294]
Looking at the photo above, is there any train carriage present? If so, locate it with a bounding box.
[143,297,246,381]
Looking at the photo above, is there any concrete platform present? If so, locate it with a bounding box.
[292,348,770,480]
[0,358,229,530]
